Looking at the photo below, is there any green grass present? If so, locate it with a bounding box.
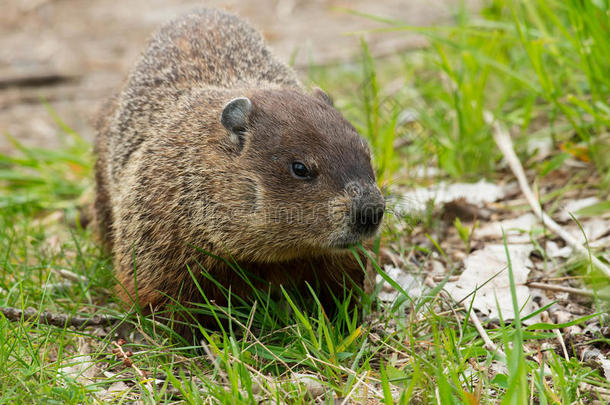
[312,0,610,190]
[1,0,609,403]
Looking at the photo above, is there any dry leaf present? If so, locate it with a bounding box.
[398,180,507,213]
[474,213,538,243]
[99,381,131,402]
[545,241,572,259]
[565,219,610,244]
[559,197,600,221]
[376,265,425,303]
[58,338,99,387]
[445,244,541,324]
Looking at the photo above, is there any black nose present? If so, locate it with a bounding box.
[351,199,385,236]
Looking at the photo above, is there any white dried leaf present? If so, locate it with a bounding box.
[545,241,573,259]
[107,381,130,393]
[98,381,131,402]
[430,259,447,275]
[398,180,507,214]
[445,244,540,324]
[410,166,441,178]
[559,197,600,221]
[488,360,508,377]
[581,349,610,382]
[474,213,539,243]
[292,373,325,398]
[58,339,98,386]
[566,219,610,244]
[59,354,97,384]
[592,234,610,249]
[397,109,419,125]
[376,265,424,303]
[526,136,553,161]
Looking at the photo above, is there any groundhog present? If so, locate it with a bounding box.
[94,9,385,336]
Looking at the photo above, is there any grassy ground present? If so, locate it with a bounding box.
[1,0,609,403]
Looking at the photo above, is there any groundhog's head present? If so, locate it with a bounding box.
[218,88,384,262]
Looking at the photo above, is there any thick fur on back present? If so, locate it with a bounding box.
[95,9,379,334]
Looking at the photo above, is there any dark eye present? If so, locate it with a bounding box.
[233,126,246,134]
[291,161,311,179]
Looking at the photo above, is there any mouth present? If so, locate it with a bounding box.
[328,233,364,250]
[331,242,355,250]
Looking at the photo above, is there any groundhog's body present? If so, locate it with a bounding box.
[95,9,384,334]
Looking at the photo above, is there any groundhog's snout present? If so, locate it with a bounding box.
[349,185,385,237]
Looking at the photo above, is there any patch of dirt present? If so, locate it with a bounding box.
[0,0,479,153]
[380,166,609,382]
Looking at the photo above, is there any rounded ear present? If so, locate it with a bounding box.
[313,87,333,106]
[221,97,252,149]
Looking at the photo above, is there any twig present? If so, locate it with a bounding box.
[214,304,295,374]
[539,275,589,282]
[466,305,506,359]
[340,370,370,405]
[0,85,111,109]
[554,329,569,361]
[0,306,118,328]
[52,268,88,283]
[112,340,154,395]
[304,354,384,397]
[426,277,506,359]
[485,112,610,278]
[199,338,230,386]
[432,275,459,283]
[526,281,599,298]
[42,281,74,292]
[579,383,610,399]
[225,352,324,399]
[0,71,77,88]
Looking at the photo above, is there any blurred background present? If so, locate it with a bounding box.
[0,0,478,153]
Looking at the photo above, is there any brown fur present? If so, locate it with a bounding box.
[94,9,384,336]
